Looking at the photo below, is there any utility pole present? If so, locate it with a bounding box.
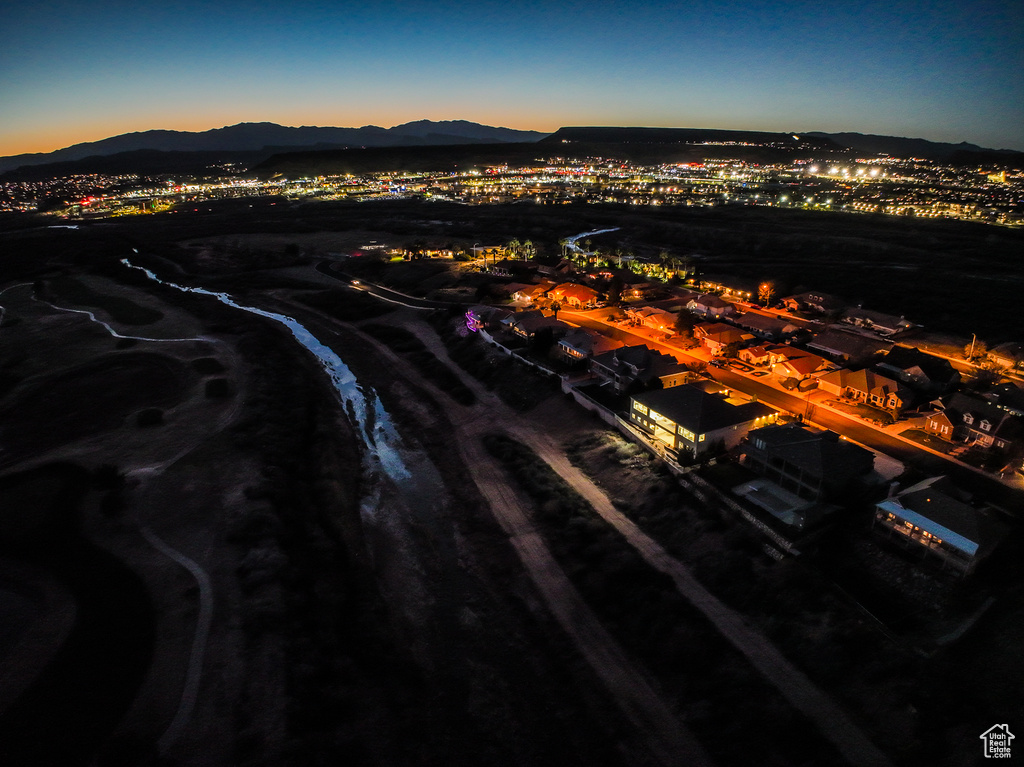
[969,333,977,362]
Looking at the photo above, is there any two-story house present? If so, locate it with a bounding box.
[924,392,1023,451]
[629,384,777,457]
[590,345,690,393]
[740,423,874,502]
[872,476,1007,576]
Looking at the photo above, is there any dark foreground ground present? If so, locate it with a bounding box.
[0,201,1022,766]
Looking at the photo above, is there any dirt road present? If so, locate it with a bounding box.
[401,316,893,767]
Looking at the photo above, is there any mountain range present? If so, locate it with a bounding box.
[1,121,1020,180]
[0,120,547,175]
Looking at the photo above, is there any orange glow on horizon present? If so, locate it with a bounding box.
[1,109,569,157]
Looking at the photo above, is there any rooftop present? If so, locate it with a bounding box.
[633,383,775,433]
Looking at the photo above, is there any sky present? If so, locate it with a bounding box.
[1,0,1022,156]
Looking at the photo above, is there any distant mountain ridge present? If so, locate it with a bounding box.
[804,131,1023,161]
[0,120,548,175]
[3,122,1020,180]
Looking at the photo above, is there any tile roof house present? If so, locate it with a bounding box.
[817,368,909,412]
[548,282,600,308]
[626,306,677,333]
[590,344,690,393]
[770,351,832,381]
[686,294,737,319]
[872,476,1007,576]
[629,384,777,456]
[693,322,754,355]
[739,345,773,366]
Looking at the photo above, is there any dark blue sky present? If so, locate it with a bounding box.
[2,0,1021,155]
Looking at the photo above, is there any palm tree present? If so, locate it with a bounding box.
[522,240,536,260]
[507,238,521,258]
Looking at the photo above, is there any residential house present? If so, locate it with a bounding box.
[769,350,831,381]
[686,293,737,320]
[548,282,600,309]
[807,329,892,365]
[782,291,845,316]
[989,342,1024,370]
[983,383,1024,418]
[924,393,1023,451]
[626,306,677,334]
[464,305,513,332]
[872,476,1007,576]
[693,322,754,356]
[732,312,801,341]
[741,424,874,502]
[503,310,571,342]
[591,345,690,393]
[876,346,960,394]
[666,287,701,304]
[817,368,908,413]
[840,307,916,336]
[739,345,773,366]
[698,276,759,302]
[536,259,576,279]
[629,384,777,457]
[522,280,558,303]
[557,327,623,362]
[626,282,666,301]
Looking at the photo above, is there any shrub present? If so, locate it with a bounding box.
[136,407,164,426]
[205,378,232,398]
[191,357,226,374]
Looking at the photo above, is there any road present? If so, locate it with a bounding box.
[315,260,472,310]
[309,269,1022,507]
[561,309,1023,508]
